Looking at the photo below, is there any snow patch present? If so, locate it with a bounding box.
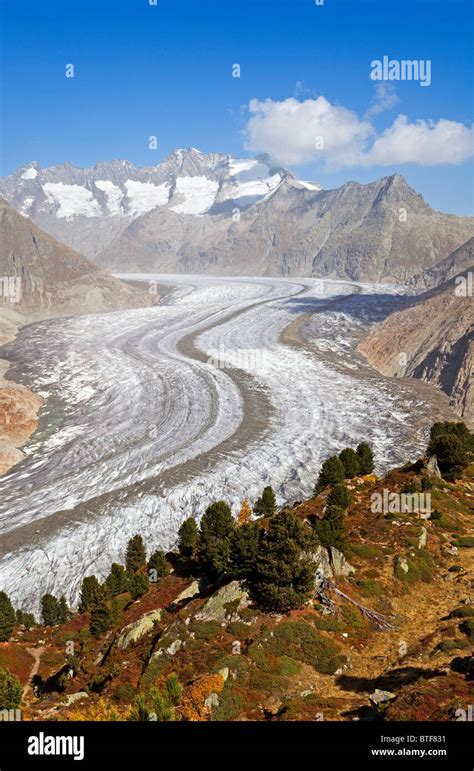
[170,176,219,215]
[43,182,100,219]
[124,180,170,216]
[94,180,124,215]
[21,167,38,180]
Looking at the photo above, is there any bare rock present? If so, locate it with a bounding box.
[116,609,162,650]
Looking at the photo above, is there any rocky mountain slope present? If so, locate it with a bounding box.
[1,152,472,282]
[2,450,473,723]
[358,259,474,423]
[409,237,474,290]
[0,198,153,474]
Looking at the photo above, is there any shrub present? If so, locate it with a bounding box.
[189,620,222,641]
[356,579,384,597]
[460,619,474,641]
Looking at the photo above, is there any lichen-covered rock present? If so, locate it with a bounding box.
[195,581,249,622]
[62,691,88,706]
[170,580,201,607]
[116,609,162,650]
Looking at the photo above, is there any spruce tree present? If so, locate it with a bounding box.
[89,593,112,639]
[253,486,276,517]
[338,448,361,479]
[315,505,346,551]
[315,455,345,493]
[327,483,351,510]
[41,594,61,626]
[230,521,261,580]
[129,573,149,600]
[125,535,147,574]
[147,550,169,582]
[105,563,129,596]
[253,510,315,612]
[356,442,375,475]
[177,517,199,560]
[58,596,69,624]
[78,575,103,613]
[0,591,16,642]
[197,501,235,580]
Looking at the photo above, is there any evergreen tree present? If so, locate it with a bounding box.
[253,486,276,517]
[315,505,346,551]
[89,593,112,639]
[253,510,315,612]
[0,667,22,709]
[327,483,351,510]
[338,448,361,479]
[125,535,147,574]
[356,442,375,475]
[230,521,261,580]
[105,563,129,597]
[177,517,199,560]
[41,594,61,626]
[427,422,472,479]
[148,550,169,582]
[58,596,70,624]
[78,575,103,613]
[0,591,16,642]
[197,501,235,580]
[315,455,345,493]
[129,573,149,601]
[22,613,36,631]
[237,498,252,526]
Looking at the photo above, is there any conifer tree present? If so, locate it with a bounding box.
[89,592,112,639]
[147,550,169,582]
[58,596,70,624]
[338,448,361,479]
[125,535,147,574]
[253,486,276,517]
[78,575,103,613]
[105,563,129,597]
[197,501,235,579]
[237,498,253,526]
[356,442,375,475]
[314,455,345,493]
[315,505,346,551]
[0,667,22,709]
[0,591,16,642]
[41,594,61,626]
[178,517,199,560]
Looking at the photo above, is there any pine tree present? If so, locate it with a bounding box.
[253,486,276,517]
[230,521,261,579]
[253,510,315,612]
[338,448,361,479]
[197,501,235,580]
[58,596,69,624]
[0,591,16,642]
[178,518,199,560]
[427,423,471,479]
[129,573,149,601]
[315,504,346,551]
[41,594,61,626]
[327,483,351,510]
[125,535,147,574]
[89,593,112,639]
[147,550,169,582]
[237,498,252,526]
[356,442,375,475]
[78,575,103,613]
[0,667,22,709]
[105,563,129,597]
[314,455,345,493]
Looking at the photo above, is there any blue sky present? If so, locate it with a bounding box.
[1,0,473,213]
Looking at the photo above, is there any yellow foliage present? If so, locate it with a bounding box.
[66,698,130,721]
[178,673,224,721]
[237,499,252,526]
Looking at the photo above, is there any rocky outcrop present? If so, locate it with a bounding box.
[115,609,162,650]
[195,581,249,622]
[0,379,43,475]
[359,264,474,423]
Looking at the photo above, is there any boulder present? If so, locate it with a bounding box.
[195,581,249,622]
[370,689,396,706]
[62,691,88,707]
[170,580,201,607]
[329,547,355,576]
[116,609,162,650]
[422,455,442,479]
[395,556,409,574]
[418,526,428,549]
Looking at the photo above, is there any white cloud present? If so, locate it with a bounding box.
[366,115,474,166]
[245,96,373,167]
[364,84,399,119]
[244,96,473,169]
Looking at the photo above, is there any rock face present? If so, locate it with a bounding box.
[1,154,472,283]
[0,198,152,318]
[359,260,474,423]
[115,609,162,650]
[195,581,250,622]
[409,237,474,290]
[0,380,43,475]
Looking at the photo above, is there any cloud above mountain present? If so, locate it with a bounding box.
[245,96,474,169]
